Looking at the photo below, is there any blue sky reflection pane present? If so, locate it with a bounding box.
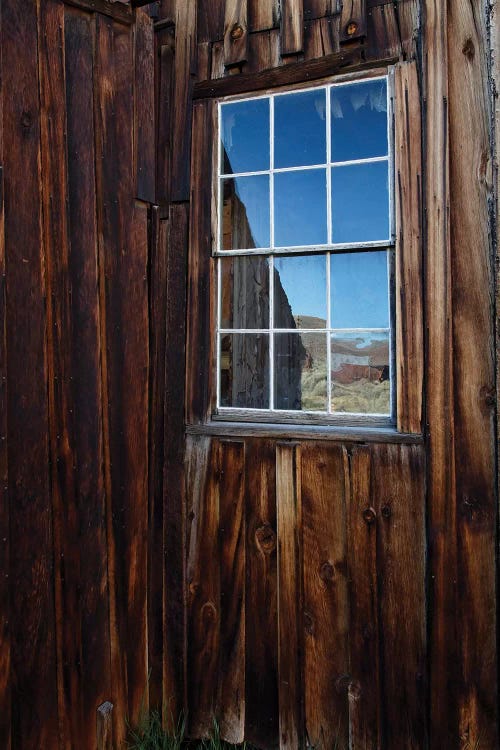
[221,99,270,174]
[331,251,389,329]
[331,162,389,243]
[274,169,327,247]
[275,89,327,168]
[331,79,388,162]
[222,175,270,250]
[274,255,327,328]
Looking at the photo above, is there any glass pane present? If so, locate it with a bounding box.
[274,255,327,329]
[331,331,390,415]
[220,333,269,408]
[274,89,327,168]
[331,251,389,329]
[221,98,270,174]
[222,175,270,250]
[220,256,270,329]
[275,333,327,411]
[274,169,327,247]
[331,162,390,243]
[331,79,388,162]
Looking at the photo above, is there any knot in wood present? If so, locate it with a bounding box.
[319,561,335,582]
[462,38,475,61]
[348,680,362,700]
[231,24,244,41]
[304,611,315,635]
[381,504,392,520]
[255,524,276,553]
[21,111,33,131]
[362,506,377,525]
[346,21,358,36]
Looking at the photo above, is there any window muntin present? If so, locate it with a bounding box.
[216,76,394,422]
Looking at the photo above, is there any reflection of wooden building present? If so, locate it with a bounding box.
[0,2,498,750]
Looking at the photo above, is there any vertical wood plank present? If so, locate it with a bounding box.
[217,441,246,744]
[447,1,498,745]
[95,16,149,742]
[394,61,423,434]
[396,0,419,61]
[303,0,336,21]
[148,208,167,711]
[186,101,215,424]
[365,4,401,60]
[424,3,459,746]
[163,202,190,717]
[301,444,349,750]
[3,0,59,746]
[224,0,248,67]
[276,443,303,749]
[347,446,381,749]
[248,0,279,33]
[134,8,155,202]
[156,27,175,207]
[96,702,113,750]
[245,440,279,750]
[186,436,220,737]
[171,0,196,201]
[64,11,112,745]
[246,29,281,73]
[281,0,304,55]
[304,15,339,60]
[197,0,225,43]
[340,0,366,43]
[0,0,8,742]
[372,445,426,750]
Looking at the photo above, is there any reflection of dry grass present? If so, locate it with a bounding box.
[332,379,390,414]
[302,366,327,411]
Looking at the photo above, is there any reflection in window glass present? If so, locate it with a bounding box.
[331,161,390,243]
[221,98,270,174]
[331,332,390,414]
[274,89,327,168]
[274,169,327,247]
[274,255,327,329]
[222,175,270,250]
[331,251,389,329]
[275,333,327,411]
[220,333,270,408]
[331,79,388,162]
[221,256,270,329]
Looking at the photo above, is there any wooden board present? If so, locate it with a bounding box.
[301,444,349,749]
[244,440,279,749]
[2,0,59,746]
[340,0,366,43]
[171,0,196,201]
[281,0,304,54]
[134,8,155,202]
[224,0,248,67]
[276,443,303,749]
[248,0,279,32]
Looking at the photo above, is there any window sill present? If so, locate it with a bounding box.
[186,420,423,445]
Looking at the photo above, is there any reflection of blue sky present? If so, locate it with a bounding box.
[274,89,327,168]
[274,169,327,247]
[332,161,389,243]
[331,251,389,328]
[221,98,270,174]
[331,79,388,161]
[274,255,327,323]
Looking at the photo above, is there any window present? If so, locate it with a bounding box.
[214,75,394,425]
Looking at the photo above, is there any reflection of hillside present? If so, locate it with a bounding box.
[331,335,390,415]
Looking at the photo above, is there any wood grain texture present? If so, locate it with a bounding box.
[447,1,498,745]
[276,443,303,749]
[197,0,225,43]
[372,444,426,749]
[95,16,149,741]
[163,203,190,717]
[156,27,175,208]
[347,447,380,749]
[186,100,215,424]
[186,436,220,737]
[171,0,196,201]
[217,441,246,743]
[394,61,423,433]
[304,15,339,60]
[281,0,304,54]
[244,440,279,749]
[303,0,337,21]
[340,0,366,42]
[0,0,8,742]
[3,0,59,746]
[246,29,281,73]
[224,0,248,67]
[64,0,133,24]
[134,8,155,202]
[248,0,279,32]
[396,0,419,60]
[365,3,401,61]
[301,444,349,749]
[96,702,114,750]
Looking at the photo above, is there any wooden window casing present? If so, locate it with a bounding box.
[186,60,423,438]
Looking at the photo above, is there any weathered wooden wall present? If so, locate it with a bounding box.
[0,0,497,748]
